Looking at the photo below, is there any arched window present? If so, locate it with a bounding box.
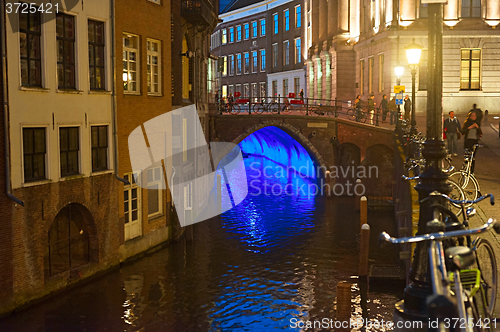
[44,204,89,278]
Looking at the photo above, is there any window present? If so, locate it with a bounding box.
[251,82,257,101]
[244,52,250,74]
[56,13,76,89]
[295,5,301,28]
[147,167,163,217]
[228,85,233,97]
[295,38,301,64]
[360,60,365,95]
[252,21,257,38]
[222,56,227,76]
[45,204,89,278]
[368,57,373,94]
[235,84,241,96]
[273,13,278,34]
[272,80,278,98]
[222,85,227,97]
[244,83,249,97]
[260,82,266,98]
[294,77,300,96]
[462,0,481,17]
[229,27,234,43]
[19,7,42,87]
[91,125,108,172]
[237,25,242,41]
[260,19,266,36]
[59,127,79,177]
[284,9,289,31]
[273,43,278,67]
[283,40,289,66]
[229,54,234,76]
[88,20,105,90]
[244,23,249,39]
[252,51,257,73]
[123,34,139,93]
[420,2,428,18]
[283,79,288,97]
[124,172,141,240]
[147,39,161,95]
[23,127,46,182]
[260,49,266,71]
[237,53,242,74]
[460,49,481,90]
[378,54,384,92]
[222,29,227,44]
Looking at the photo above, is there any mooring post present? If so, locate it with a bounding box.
[359,224,370,276]
[360,196,367,227]
[355,179,362,211]
[336,281,351,321]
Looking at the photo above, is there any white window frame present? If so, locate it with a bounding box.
[229,26,234,43]
[295,5,301,28]
[58,125,82,179]
[283,40,289,66]
[123,33,140,94]
[244,52,249,74]
[284,9,289,31]
[21,125,50,185]
[272,43,278,67]
[244,23,249,40]
[222,56,227,77]
[236,25,242,42]
[147,38,161,95]
[124,171,142,241]
[295,38,301,64]
[147,166,163,218]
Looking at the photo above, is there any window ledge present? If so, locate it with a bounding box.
[124,91,141,96]
[19,86,50,92]
[91,169,113,176]
[147,93,163,97]
[60,174,85,181]
[148,213,164,221]
[22,179,52,187]
[147,0,161,5]
[89,90,112,95]
[57,89,84,94]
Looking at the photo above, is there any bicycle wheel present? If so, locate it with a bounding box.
[281,105,291,114]
[346,109,356,121]
[231,104,241,115]
[359,111,368,123]
[472,238,497,319]
[449,171,480,203]
[254,104,264,115]
[300,105,308,115]
[269,102,279,113]
[447,179,466,211]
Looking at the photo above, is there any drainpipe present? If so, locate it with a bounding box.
[110,0,129,185]
[0,0,24,206]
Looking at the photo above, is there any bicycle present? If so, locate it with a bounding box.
[380,209,500,331]
[346,108,367,123]
[254,99,279,115]
[449,144,481,202]
[430,193,497,319]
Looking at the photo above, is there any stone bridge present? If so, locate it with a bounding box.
[209,114,397,197]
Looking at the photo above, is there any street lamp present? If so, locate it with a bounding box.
[394,65,404,129]
[405,39,422,137]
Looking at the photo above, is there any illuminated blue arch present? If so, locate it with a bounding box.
[238,126,317,180]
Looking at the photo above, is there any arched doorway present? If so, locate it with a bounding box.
[44,204,93,278]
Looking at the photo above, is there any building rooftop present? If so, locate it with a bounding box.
[221,0,265,13]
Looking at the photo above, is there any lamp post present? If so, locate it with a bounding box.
[405,39,422,137]
[395,65,404,130]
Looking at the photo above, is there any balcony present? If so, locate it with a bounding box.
[181,0,217,27]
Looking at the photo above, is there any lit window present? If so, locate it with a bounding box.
[229,27,234,43]
[360,60,365,95]
[222,29,227,44]
[273,13,278,34]
[237,53,242,74]
[284,9,289,31]
[244,52,250,74]
[252,21,257,38]
[244,23,249,39]
[260,49,266,71]
[123,34,139,93]
[283,40,289,66]
[378,54,384,92]
[222,56,227,76]
[462,0,481,17]
[260,19,266,36]
[295,5,301,28]
[295,38,301,64]
[237,25,241,41]
[460,49,481,90]
[229,54,234,76]
[147,39,161,95]
[252,51,257,72]
[273,43,278,67]
[368,57,374,94]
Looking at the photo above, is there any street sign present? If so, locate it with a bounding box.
[421,0,447,3]
[395,93,404,105]
[394,85,405,93]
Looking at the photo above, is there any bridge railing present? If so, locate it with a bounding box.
[209,95,397,127]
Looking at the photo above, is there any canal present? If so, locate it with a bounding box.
[1,153,402,331]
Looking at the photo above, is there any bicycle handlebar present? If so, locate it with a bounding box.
[379,218,500,245]
[402,175,419,181]
[425,192,494,206]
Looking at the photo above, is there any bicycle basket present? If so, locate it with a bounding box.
[449,269,481,297]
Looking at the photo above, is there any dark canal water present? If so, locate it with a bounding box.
[0,155,402,332]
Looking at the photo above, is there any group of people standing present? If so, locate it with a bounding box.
[443,104,484,157]
[354,94,405,125]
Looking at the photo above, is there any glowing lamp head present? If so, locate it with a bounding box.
[122,72,129,82]
[406,39,423,66]
[395,66,404,79]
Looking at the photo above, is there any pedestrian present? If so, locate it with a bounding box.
[380,94,388,123]
[468,103,483,126]
[404,95,412,122]
[388,96,397,125]
[461,111,482,150]
[484,109,489,122]
[355,94,362,122]
[368,94,376,125]
[443,111,461,157]
[299,89,304,102]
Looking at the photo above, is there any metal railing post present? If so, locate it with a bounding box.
[306,98,309,116]
[376,109,379,126]
[249,97,252,115]
[278,94,281,114]
[334,99,338,117]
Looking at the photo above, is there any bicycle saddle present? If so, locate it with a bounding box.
[445,246,475,272]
